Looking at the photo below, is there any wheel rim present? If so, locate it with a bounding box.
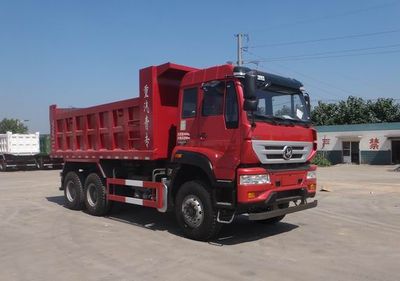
[86,183,98,207]
[66,180,76,202]
[181,195,204,228]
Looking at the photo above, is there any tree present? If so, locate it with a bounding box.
[335,96,371,125]
[311,101,339,125]
[367,98,400,123]
[311,96,400,125]
[0,118,28,134]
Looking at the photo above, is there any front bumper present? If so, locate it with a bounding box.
[237,166,317,204]
[248,199,318,220]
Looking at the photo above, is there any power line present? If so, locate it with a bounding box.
[249,64,399,104]
[257,49,400,62]
[328,71,395,94]
[245,50,356,98]
[245,51,351,100]
[248,29,400,48]
[245,61,336,100]
[246,43,400,62]
[247,1,399,33]
[312,98,400,103]
[244,51,400,104]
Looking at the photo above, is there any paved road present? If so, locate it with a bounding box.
[0,165,399,281]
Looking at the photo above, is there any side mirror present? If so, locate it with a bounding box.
[304,93,311,113]
[244,71,257,99]
[243,99,258,112]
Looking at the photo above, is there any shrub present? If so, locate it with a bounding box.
[312,153,332,167]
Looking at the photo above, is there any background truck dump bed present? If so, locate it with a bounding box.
[0,132,40,155]
[50,63,197,161]
[0,132,40,170]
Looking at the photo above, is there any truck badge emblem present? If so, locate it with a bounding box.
[283,146,293,160]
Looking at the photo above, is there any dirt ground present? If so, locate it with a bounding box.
[0,165,399,281]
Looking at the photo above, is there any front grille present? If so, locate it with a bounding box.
[267,153,303,159]
[264,145,303,150]
[276,189,304,199]
[252,140,313,164]
[261,163,310,171]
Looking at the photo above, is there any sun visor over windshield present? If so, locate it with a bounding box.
[255,71,303,90]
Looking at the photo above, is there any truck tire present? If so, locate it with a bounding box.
[36,157,44,170]
[258,203,289,224]
[175,180,221,241]
[0,160,6,172]
[84,173,110,216]
[63,171,84,210]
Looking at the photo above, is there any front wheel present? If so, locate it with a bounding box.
[175,180,221,241]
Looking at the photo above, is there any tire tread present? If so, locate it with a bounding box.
[84,173,110,216]
[63,171,84,210]
[175,180,221,241]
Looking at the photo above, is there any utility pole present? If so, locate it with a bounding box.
[235,33,243,66]
[235,33,248,66]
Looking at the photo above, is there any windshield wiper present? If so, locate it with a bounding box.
[253,113,292,125]
[253,113,310,126]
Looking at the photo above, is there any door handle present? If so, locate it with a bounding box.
[199,132,207,140]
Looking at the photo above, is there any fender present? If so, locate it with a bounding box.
[172,150,216,184]
[170,150,236,208]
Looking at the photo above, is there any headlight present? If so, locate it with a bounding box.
[307,171,316,180]
[240,174,270,185]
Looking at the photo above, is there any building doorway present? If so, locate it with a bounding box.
[392,140,400,164]
[343,141,360,164]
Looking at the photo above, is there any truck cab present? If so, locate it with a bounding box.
[171,64,317,236]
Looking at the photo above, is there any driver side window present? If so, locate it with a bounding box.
[225,81,239,129]
[202,81,225,116]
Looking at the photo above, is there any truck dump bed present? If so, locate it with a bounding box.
[50,63,197,161]
[0,132,40,156]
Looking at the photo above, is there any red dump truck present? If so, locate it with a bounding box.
[50,62,318,240]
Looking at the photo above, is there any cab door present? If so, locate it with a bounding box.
[177,87,200,147]
[198,80,241,180]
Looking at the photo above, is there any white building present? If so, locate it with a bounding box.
[316,122,400,164]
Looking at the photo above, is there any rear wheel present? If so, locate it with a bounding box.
[175,180,221,241]
[0,160,6,172]
[63,171,84,210]
[84,173,110,216]
[36,157,44,169]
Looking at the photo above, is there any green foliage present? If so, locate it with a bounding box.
[0,118,28,134]
[274,105,291,117]
[310,102,339,125]
[311,96,400,125]
[367,98,400,123]
[311,153,331,167]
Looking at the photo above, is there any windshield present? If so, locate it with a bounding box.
[253,87,310,123]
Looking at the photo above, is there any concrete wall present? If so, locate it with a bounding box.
[360,151,392,165]
[316,129,399,165]
[317,151,342,165]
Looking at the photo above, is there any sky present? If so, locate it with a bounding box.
[0,0,399,133]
